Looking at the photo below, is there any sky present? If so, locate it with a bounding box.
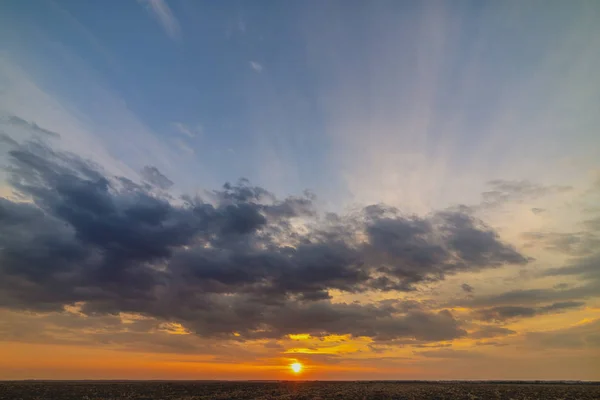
[0,0,599,381]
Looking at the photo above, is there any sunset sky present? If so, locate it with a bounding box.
[0,0,599,380]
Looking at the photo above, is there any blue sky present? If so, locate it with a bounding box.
[0,0,599,380]
[2,0,598,210]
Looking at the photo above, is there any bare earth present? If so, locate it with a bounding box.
[1,381,599,400]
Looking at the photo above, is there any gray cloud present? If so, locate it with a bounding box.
[0,141,529,342]
[543,253,600,283]
[140,165,174,190]
[411,343,452,349]
[514,204,600,316]
[0,309,242,356]
[531,208,545,215]
[470,325,516,339]
[360,207,528,291]
[414,349,484,359]
[0,132,19,146]
[452,249,599,316]
[2,115,60,138]
[522,231,600,256]
[474,302,585,322]
[480,179,571,209]
[474,341,508,347]
[461,283,474,293]
[460,285,597,309]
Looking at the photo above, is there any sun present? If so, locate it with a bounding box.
[290,362,303,374]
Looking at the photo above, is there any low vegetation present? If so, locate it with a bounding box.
[1,381,599,399]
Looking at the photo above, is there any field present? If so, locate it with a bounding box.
[1,381,599,400]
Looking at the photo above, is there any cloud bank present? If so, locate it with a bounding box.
[0,139,530,342]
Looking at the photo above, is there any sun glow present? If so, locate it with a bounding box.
[290,362,303,374]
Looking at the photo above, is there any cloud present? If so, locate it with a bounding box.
[458,285,598,309]
[1,115,60,138]
[140,166,174,190]
[470,325,516,339]
[480,180,572,209]
[474,302,585,322]
[453,223,600,312]
[474,341,509,347]
[172,122,200,138]
[543,253,600,283]
[584,216,600,231]
[174,138,195,155]
[461,283,474,293]
[531,207,545,215]
[0,140,530,342]
[249,61,263,72]
[0,52,200,190]
[137,0,181,40]
[521,231,599,256]
[0,132,18,146]
[0,308,235,355]
[299,0,600,217]
[524,319,600,350]
[520,205,600,306]
[360,206,528,292]
[415,349,483,359]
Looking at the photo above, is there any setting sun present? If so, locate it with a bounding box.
[290,362,303,374]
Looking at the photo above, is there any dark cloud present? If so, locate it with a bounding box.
[470,325,516,339]
[531,208,545,215]
[0,141,530,342]
[411,343,452,349]
[140,166,174,190]
[3,115,60,138]
[543,253,600,283]
[461,283,474,293]
[414,349,483,359]
[553,283,569,290]
[0,132,19,146]
[361,207,528,291]
[474,341,508,347]
[460,285,597,309]
[474,302,585,322]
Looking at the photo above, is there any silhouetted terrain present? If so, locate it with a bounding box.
[1,381,599,399]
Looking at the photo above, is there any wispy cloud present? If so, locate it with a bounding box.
[174,138,195,155]
[0,56,133,179]
[226,13,246,38]
[137,0,181,41]
[249,61,263,73]
[303,1,600,215]
[172,122,201,138]
[0,51,207,192]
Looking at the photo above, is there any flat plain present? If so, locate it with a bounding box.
[1,381,599,400]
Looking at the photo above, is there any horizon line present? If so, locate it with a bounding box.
[2,379,599,384]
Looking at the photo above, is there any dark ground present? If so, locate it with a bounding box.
[1,381,599,400]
